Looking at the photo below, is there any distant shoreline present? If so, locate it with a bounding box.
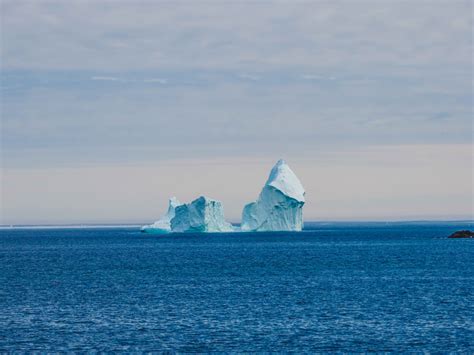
[0,224,143,230]
[1,220,473,230]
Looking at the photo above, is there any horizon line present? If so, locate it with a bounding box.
[1,219,473,229]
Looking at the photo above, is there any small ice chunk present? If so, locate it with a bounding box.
[141,197,182,233]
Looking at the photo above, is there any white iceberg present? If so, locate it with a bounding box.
[171,196,234,233]
[241,159,305,232]
[141,197,182,233]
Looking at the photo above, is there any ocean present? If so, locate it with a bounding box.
[0,222,473,352]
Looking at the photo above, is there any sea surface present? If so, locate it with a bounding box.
[0,222,473,352]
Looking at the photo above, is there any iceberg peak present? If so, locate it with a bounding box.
[265,159,305,202]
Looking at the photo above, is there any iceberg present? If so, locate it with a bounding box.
[141,160,305,234]
[171,196,234,233]
[241,159,305,232]
[141,197,182,233]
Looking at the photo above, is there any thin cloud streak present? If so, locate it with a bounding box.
[91,76,120,81]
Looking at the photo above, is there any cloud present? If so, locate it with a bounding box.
[238,73,260,81]
[300,74,337,81]
[1,1,471,71]
[2,72,472,171]
[89,76,168,84]
[301,74,323,80]
[91,76,121,81]
[143,78,167,84]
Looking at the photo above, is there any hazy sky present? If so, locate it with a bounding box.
[1,0,473,224]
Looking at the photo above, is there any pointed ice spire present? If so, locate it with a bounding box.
[265,159,305,202]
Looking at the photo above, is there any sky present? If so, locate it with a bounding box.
[0,0,473,224]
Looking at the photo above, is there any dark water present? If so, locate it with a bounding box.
[0,222,473,352]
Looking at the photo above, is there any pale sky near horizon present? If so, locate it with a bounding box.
[1,0,473,224]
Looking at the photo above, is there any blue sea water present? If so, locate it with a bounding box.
[0,222,473,352]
